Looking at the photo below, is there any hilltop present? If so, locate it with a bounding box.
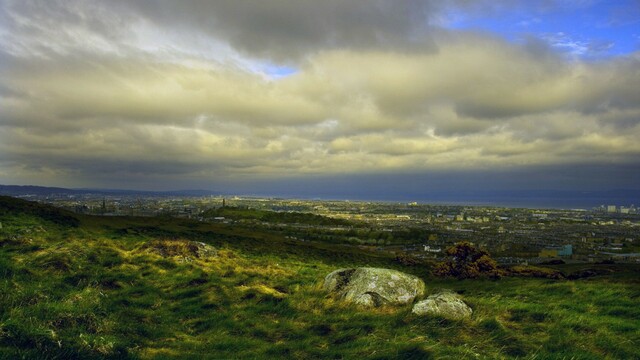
[0,196,638,359]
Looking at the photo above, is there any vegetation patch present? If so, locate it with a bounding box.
[507,265,565,279]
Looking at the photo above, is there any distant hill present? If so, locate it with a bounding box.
[0,184,219,197]
[0,185,75,196]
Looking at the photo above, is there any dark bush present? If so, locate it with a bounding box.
[433,241,501,279]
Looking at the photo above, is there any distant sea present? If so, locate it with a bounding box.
[2,184,638,210]
[250,191,640,210]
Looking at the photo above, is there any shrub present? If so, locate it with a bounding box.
[433,241,501,279]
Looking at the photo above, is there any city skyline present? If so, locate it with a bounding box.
[1,1,639,198]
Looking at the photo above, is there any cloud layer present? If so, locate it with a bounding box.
[1,0,639,191]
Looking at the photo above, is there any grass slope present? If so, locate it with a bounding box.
[0,196,638,359]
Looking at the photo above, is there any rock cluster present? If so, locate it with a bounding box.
[323,268,473,320]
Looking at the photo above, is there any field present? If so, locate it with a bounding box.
[1,196,638,359]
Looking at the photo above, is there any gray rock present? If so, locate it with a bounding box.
[193,241,217,258]
[324,267,425,307]
[142,239,217,260]
[412,290,472,319]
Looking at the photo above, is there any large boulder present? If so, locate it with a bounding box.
[323,267,425,307]
[412,290,472,319]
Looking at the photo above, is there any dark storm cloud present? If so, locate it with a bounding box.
[122,0,439,61]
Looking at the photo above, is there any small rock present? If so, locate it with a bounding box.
[141,239,217,259]
[194,241,218,258]
[412,290,472,319]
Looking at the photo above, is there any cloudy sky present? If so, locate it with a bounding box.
[1,0,639,201]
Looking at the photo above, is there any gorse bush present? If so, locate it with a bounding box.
[434,241,501,279]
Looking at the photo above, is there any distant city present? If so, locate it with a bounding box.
[2,184,638,265]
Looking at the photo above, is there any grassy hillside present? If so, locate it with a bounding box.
[1,196,639,359]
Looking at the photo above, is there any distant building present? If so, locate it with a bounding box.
[558,244,572,256]
[607,205,617,213]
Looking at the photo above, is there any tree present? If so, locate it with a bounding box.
[434,241,500,279]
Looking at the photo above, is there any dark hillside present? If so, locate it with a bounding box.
[0,195,79,227]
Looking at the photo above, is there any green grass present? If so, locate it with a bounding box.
[1,196,639,359]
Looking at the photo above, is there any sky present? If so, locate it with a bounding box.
[1,0,639,203]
